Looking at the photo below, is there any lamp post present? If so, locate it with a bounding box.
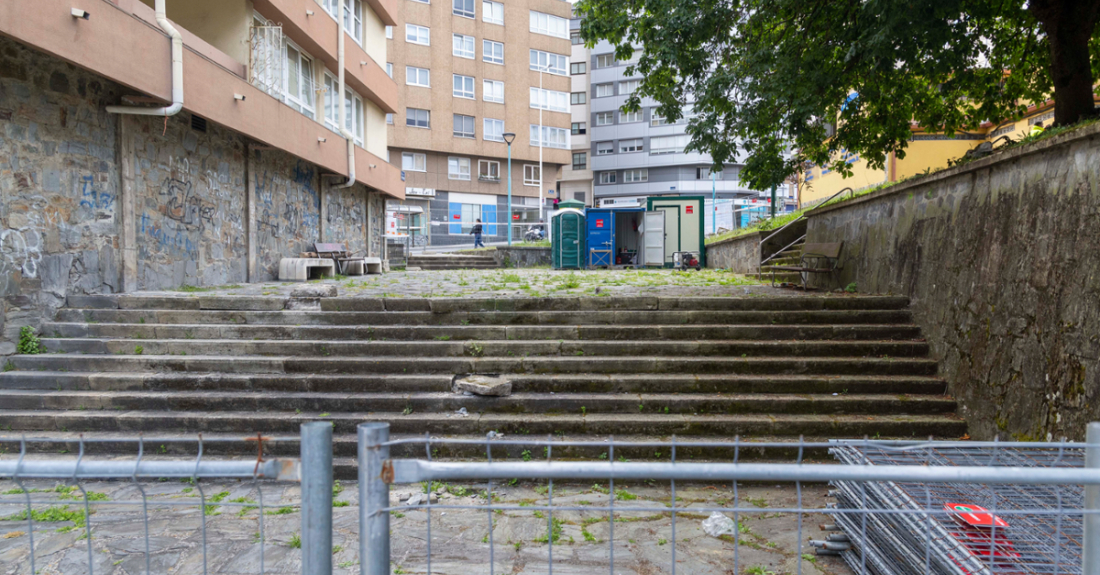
[503,132,516,246]
[536,63,548,227]
[711,169,716,234]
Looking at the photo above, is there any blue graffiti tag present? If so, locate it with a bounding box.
[139,212,197,259]
[79,175,114,211]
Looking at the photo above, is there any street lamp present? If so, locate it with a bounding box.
[503,132,516,246]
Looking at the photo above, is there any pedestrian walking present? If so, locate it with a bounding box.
[471,218,485,248]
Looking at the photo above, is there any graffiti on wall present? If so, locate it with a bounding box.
[325,192,364,248]
[253,156,321,278]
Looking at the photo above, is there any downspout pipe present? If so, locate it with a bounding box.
[106,0,183,116]
[333,0,356,189]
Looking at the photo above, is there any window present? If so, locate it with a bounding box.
[620,110,641,123]
[386,63,393,78]
[453,34,475,58]
[595,83,614,98]
[386,113,393,124]
[406,24,430,45]
[453,0,475,18]
[402,152,426,172]
[453,74,475,99]
[529,50,567,75]
[623,168,648,183]
[595,54,615,68]
[410,0,429,3]
[453,114,475,138]
[483,40,504,64]
[571,122,586,135]
[484,118,504,142]
[479,160,500,181]
[529,124,568,149]
[571,92,586,105]
[530,88,569,113]
[406,108,430,128]
[482,0,503,24]
[571,62,586,75]
[572,152,587,170]
[651,112,670,126]
[696,167,723,180]
[524,165,540,186]
[650,134,689,154]
[483,80,504,103]
[595,141,613,155]
[619,80,639,95]
[406,66,430,87]
[571,31,582,45]
[320,0,364,43]
[448,157,471,180]
[385,25,392,39]
[323,75,365,146]
[595,112,614,126]
[459,204,481,233]
[529,11,568,39]
[619,138,643,153]
[283,42,316,118]
[599,171,617,184]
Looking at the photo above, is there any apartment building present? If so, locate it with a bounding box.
[384,0,572,247]
[0,0,402,338]
[581,38,766,209]
[555,12,593,206]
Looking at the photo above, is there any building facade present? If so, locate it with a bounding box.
[384,0,572,247]
[0,0,402,351]
[582,39,764,210]
[555,13,593,206]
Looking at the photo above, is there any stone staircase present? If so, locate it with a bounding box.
[0,294,964,477]
[757,240,805,284]
[407,253,500,270]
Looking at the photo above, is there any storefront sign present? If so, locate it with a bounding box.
[406,187,436,197]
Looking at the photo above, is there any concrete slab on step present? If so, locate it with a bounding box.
[66,295,119,309]
[198,296,286,311]
[319,298,384,311]
[118,296,200,310]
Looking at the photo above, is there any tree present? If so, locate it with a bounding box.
[576,0,1100,190]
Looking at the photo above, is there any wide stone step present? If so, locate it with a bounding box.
[7,355,940,376]
[56,309,914,326]
[0,390,956,416]
[42,322,924,342]
[0,410,966,438]
[0,432,963,469]
[38,338,931,358]
[66,295,911,312]
[0,372,948,395]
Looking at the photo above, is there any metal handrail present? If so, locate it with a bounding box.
[758,186,854,253]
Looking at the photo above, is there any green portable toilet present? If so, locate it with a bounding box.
[551,203,586,269]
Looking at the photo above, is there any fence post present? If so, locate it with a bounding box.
[1086,423,1100,575]
[359,422,391,575]
[301,422,333,575]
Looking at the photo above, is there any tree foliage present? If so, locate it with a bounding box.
[576,0,1100,190]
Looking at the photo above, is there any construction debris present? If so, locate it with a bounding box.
[828,443,1084,575]
[454,375,512,397]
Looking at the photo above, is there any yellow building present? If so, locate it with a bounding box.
[799,98,1097,206]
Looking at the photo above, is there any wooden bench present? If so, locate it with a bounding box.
[768,242,843,290]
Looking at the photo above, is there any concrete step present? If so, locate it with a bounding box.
[0,409,966,438]
[65,295,912,312]
[0,372,949,395]
[0,390,957,416]
[767,256,803,266]
[37,338,932,358]
[0,432,965,468]
[56,309,914,326]
[7,354,940,376]
[42,322,925,341]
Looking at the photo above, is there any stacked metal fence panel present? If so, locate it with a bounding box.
[829,443,1085,575]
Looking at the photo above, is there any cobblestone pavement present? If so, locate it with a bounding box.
[0,478,852,575]
[134,268,832,300]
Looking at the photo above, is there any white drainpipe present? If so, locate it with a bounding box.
[333,0,356,189]
[106,0,183,117]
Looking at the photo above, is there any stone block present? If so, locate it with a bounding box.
[363,257,383,274]
[278,258,336,281]
[67,295,118,309]
[342,260,365,275]
[291,284,337,298]
[454,375,512,397]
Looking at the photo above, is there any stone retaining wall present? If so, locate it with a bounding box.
[705,232,763,273]
[0,37,386,351]
[494,247,551,268]
[805,122,1100,442]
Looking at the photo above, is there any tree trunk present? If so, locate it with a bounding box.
[1029,0,1100,126]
